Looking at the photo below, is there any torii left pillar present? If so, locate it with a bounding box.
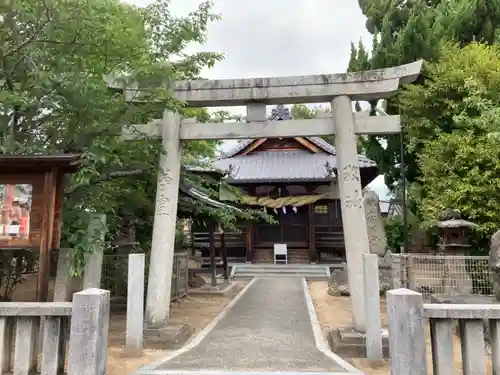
[145,109,182,328]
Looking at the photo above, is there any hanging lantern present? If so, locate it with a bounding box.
[282,206,286,214]
[292,206,297,213]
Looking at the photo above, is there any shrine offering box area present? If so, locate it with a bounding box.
[0,155,81,301]
[1,184,32,244]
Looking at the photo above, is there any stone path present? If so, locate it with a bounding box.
[141,277,350,373]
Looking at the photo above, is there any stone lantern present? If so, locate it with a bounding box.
[433,210,478,295]
[437,210,478,255]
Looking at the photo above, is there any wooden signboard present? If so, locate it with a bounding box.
[0,155,81,301]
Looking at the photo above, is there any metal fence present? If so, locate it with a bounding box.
[101,252,189,305]
[392,253,492,300]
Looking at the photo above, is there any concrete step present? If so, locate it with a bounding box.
[234,273,328,280]
[232,264,329,280]
[233,265,329,270]
[235,269,327,275]
[235,265,328,270]
[236,264,328,268]
[235,267,327,271]
[234,271,328,276]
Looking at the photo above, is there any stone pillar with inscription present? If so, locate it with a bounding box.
[363,188,387,256]
[145,110,182,328]
[332,95,370,332]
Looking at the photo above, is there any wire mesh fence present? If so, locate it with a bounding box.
[101,251,189,306]
[392,253,492,300]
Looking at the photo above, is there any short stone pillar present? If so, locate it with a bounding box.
[363,253,383,361]
[54,248,73,301]
[82,214,107,289]
[126,253,145,355]
[390,253,403,289]
[387,288,428,375]
[67,288,110,375]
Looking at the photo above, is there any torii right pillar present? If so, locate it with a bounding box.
[332,95,369,331]
[327,64,423,333]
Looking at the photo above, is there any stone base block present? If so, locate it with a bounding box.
[144,322,194,349]
[328,327,390,359]
[189,281,240,296]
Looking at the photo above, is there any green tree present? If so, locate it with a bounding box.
[350,0,500,188]
[0,0,263,273]
[399,43,500,235]
[349,1,440,188]
[433,0,500,45]
[291,104,331,119]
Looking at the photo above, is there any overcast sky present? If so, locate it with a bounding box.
[128,0,372,78]
[126,0,373,114]
[125,0,390,199]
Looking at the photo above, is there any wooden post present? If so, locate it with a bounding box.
[209,221,216,286]
[245,222,253,263]
[175,256,181,297]
[37,169,57,302]
[221,227,228,280]
[186,219,194,257]
[171,254,177,299]
[184,253,189,296]
[51,173,66,250]
[307,203,315,263]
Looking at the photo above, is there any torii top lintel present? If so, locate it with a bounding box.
[171,60,423,107]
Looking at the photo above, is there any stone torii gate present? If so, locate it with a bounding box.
[112,60,423,334]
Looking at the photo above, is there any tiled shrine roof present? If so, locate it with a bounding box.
[212,105,377,184]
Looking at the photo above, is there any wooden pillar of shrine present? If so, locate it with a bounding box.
[208,221,217,286]
[37,169,58,302]
[221,227,228,280]
[307,204,316,263]
[245,222,253,263]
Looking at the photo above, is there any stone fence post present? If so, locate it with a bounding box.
[54,248,73,302]
[67,288,110,375]
[83,214,107,289]
[390,253,403,289]
[387,288,427,375]
[126,253,145,355]
[363,253,383,361]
